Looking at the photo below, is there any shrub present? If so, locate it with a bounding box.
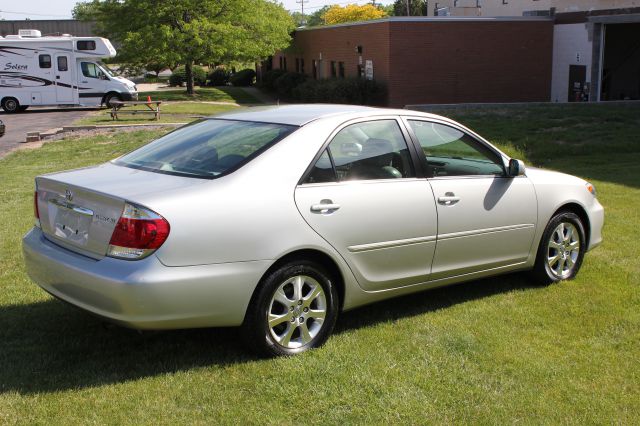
[207,67,230,86]
[229,68,256,86]
[273,72,307,99]
[168,65,207,87]
[261,69,287,90]
[292,78,387,105]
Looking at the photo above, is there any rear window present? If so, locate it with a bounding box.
[114,119,297,179]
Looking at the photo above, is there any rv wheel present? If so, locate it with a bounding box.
[1,98,20,113]
[104,93,122,108]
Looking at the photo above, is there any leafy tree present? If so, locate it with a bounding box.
[307,6,331,26]
[74,0,294,94]
[392,0,429,16]
[322,4,387,25]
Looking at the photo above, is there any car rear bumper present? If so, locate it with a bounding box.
[22,227,268,329]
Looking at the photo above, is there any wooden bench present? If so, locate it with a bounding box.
[110,100,162,121]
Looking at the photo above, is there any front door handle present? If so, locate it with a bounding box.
[438,192,460,206]
[311,199,341,214]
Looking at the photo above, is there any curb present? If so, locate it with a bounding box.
[21,122,186,143]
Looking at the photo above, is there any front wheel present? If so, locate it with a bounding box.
[103,93,122,108]
[243,260,339,357]
[531,211,586,285]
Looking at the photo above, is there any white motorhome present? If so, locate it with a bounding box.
[0,29,137,113]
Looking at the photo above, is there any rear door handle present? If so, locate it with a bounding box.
[438,192,460,206]
[311,200,341,213]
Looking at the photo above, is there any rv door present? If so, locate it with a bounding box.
[55,54,75,103]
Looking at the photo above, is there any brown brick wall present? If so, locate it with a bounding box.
[273,22,390,84]
[274,19,553,107]
[388,20,554,106]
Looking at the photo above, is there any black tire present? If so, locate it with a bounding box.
[243,260,339,357]
[1,97,20,113]
[530,211,586,285]
[103,93,122,108]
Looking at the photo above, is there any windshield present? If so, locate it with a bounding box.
[97,61,116,77]
[113,119,297,179]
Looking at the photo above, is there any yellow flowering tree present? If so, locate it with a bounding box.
[322,4,387,25]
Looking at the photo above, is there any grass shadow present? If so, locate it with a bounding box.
[0,272,536,395]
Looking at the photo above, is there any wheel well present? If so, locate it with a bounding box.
[553,203,591,247]
[102,92,120,105]
[258,249,345,311]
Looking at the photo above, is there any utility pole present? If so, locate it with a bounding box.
[296,0,309,26]
[406,0,411,16]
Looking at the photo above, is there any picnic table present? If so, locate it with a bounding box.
[110,100,162,121]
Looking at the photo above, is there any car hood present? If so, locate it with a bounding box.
[525,166,588,186]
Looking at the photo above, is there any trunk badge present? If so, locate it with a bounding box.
[65,189,73,201]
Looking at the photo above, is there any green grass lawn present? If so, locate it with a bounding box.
[1,104,639,423]
[139,86,260,104]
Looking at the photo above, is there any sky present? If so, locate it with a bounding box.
[0,0,394,20]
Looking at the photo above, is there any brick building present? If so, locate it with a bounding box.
[270,17,554,107]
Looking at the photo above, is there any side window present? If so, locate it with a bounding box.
[39,54,51,69]
[81,62,101,79]
[304,120,415,183]
[408,120,504,177]
[57,56,68,72]
[77,40,96,51]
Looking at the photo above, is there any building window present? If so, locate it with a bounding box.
[331,61,337,78]
[57,56,68,72]
[39,54,51,69]
[295,58,300,73]
[338,62,345,78]
[313,60,318,79]
[77,40,96,50]
[279,56,283,70]
[300,58,305,74]
[357,64,363,79]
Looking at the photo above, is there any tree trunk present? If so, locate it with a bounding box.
[185,61,194,95]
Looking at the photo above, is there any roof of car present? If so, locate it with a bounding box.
[210,104,401,126]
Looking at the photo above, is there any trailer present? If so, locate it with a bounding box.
[0,29,137,113]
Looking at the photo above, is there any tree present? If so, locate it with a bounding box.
[392,0,429,16]
[74,0,294,94]
[322,4,387,25]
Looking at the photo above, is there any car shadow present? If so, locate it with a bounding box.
[0,272,537,395]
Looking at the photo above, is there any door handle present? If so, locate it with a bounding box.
[310,200,340,214]
[438,192,460,206]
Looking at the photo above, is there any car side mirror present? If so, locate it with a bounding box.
[508,159,526,177]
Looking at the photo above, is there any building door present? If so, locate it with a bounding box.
[55,54,74,103]
[568,65,587,102]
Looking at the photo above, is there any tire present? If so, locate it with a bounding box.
[1,97,20,113]
[103,93,122,108]
[531,211,586,285]
[243,260,339,357]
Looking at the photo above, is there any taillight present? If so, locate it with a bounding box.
[107,202,170,260]
[34,190,41,228]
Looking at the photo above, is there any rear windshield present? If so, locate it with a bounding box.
[114,119,297,179]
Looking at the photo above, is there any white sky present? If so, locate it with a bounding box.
[0,0,394,20]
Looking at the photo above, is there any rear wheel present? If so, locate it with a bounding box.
[243,260,339,357]
[103,93,122,108]
[1,97,20,113]
[531,211,585,285]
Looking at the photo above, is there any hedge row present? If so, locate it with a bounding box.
[168,66,255,87]
[261,70,386,105]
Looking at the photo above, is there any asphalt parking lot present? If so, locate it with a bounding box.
[0,108,94,158]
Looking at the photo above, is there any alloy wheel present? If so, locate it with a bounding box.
[547,222,581,279]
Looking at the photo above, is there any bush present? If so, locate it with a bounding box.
[168,65,207,87]
[273,72,306,99]
[229,68,256,87]
[292,78,387,105]
[261,69,287,90]
[207,67,230,86]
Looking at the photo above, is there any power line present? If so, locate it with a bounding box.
[0,9,72,18]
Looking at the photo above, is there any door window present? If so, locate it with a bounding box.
[81,62,103,79]
[57,56,68,72]
[407,120,504,177]
[305,120,415,183]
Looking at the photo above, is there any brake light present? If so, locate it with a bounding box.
[107,203,170,260]
[34,190,41,228]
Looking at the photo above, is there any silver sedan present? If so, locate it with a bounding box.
[22,105,604,356]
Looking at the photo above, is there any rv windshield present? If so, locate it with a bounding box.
[97,62,116,77]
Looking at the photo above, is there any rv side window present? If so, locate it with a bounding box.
[77,40,96,51]
[57,56,68,72]
[39,55,51,69]
[81,62,102,79]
